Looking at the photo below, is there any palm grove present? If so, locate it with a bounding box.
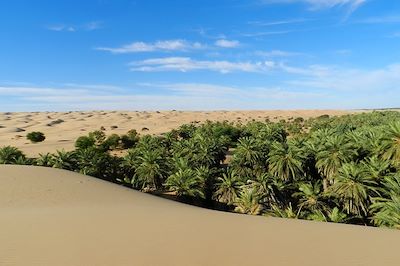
[1,111,400,229]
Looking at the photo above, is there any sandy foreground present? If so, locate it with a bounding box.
[1,165,399,266]
[0,110,350,156]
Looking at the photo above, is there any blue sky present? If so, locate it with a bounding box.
[1,0,400,111]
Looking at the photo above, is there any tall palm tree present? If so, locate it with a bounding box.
[0,146,25,164]
[232,137,263,167]
[370,174,400,229]
[165,168,205,199]
[329,163,378,216]
[213,169,243,205]
[134,149,165,190]
[361,156,390,181]
[380,122,400,167]
[234,187,262,215]
[315,135,357,191]
[293,182,328,215]
[245,173,287,207]
[370,195,400,229]
[268,141,305,181]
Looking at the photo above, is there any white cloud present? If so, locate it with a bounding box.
[286,64,400,92]
[129,57,276,73]
[261,0,366,12]
[255,50,304,57]
[46,25,76,32]
[215,39,240,48]
[46,21,102,32]
[355,15,400,24]
[96,40,205,54]
[240,30,293,37]
[83,21,102,31]
[248,18,311,26]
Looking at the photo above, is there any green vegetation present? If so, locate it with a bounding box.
[26,131,46,143]
[2,111,400,229]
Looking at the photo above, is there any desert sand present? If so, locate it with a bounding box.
[0,110,350,156]
[1,165,399,266]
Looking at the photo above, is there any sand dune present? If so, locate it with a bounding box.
[1,165,399,266]
[0,110,350,156]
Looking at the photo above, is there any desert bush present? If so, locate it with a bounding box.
[26,131,46,143]
[75,136,96,150]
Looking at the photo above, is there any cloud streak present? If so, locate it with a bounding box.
[129,57,276,73]
[260,0,366,13]
[215,39,240,48]
[96,40,205,54]
[46,21,102,32]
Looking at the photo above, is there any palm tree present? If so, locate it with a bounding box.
[307,207,347,223]
[50,150,76,170]
[36,153,53,167]
[370,195,400,229]
[268,141,305,181]
[315,135,357,191]
[232,137,263,167]
[234,187,262,215]
[380,122,400,166]
[361,156,390,181]
[134,149,165,190]
[327,207,348,223]
[370,174,400,229]
[293,182,328,215]
[267,203,298,219]
[245,173,287,207]
[165,168,205,199]
[74,148,107,177]
[0,146,25,164]
[213,169,243,205]
[329,163,378,216]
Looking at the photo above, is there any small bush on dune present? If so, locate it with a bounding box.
[26,131,46,143]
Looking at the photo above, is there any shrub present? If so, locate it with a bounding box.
[26,131,46,143]
[121,129,139,149]
[88,130,106,145]
[75,136,96,149]
[102,134,121,150]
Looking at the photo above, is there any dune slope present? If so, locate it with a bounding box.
[1,165,399,266]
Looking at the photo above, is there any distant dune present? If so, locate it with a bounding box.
[1,165,399,266]
[0,110,350,156]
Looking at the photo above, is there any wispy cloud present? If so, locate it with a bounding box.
[46,21,102,32]
[260,0,366,14]
[240,30,293,37]
[96,40,205,54]
[46,25,76,32]
[286,64,400,93]
[355,15,400,24]
[255,50,305,57]
[215,39,240,48]
[248,18,311,26]
[129,57,276,73]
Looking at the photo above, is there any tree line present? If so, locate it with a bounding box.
[1,111,399,229]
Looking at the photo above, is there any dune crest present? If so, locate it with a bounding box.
[1,165,399,266]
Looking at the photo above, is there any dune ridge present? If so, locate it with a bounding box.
[1,165,399,266]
